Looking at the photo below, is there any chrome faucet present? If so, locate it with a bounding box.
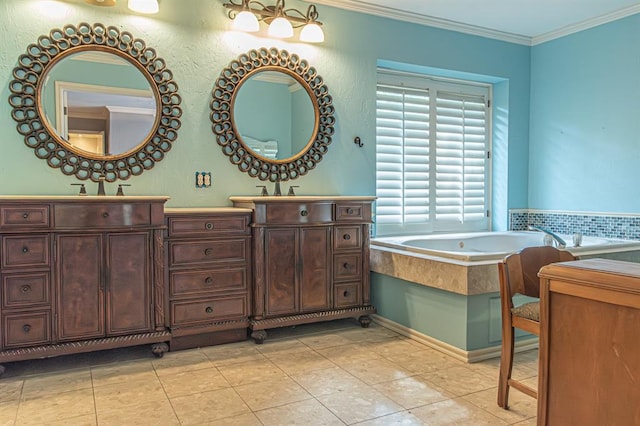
[528,225,566,249]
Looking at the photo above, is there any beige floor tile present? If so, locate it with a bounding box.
[512,416,538,425]
[255,339,312,357]
[383,348,463,375]
[206,412,262,426]
[91,360,156,387]
[330,325,398,344]
[421,366,497,397]
[297,332,358,349]
[315,342,384,364]
[354,410,426,425]
[152,349,213,377]
[290,366,369,397]
[367,337,422,357]
[268,349,335,375]
[255,398,344,425]
[373,375,454,409]
[234,376,312,411]
[15,389,95,425]
[0,400,19,426]
[21,369,92,400]
[0,379,23,404]
[217,359,286,386]
[201,344,266,367]
[97,399,178,426]
[29,414,97,426]
[410,397,508,425]
[341,357,413,385]
[93,376,167,412]
[461,387,537,423]
[317,387,404,424]
[159,367,230,398]
[170,388,251,425]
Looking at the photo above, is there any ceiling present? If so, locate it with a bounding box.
[310,0,640,44]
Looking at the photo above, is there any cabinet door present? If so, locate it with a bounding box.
[265,228,298,316]
[56,234,104,341]
[106,232,152,335]
[299,227,331,312]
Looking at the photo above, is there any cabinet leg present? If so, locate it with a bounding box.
[358,315,372,328]
[251,330,267,344]
[0,364,5,378]
[151,342,169,358]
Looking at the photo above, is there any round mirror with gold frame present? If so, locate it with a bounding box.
[8,23,182,182]
[210,47,335,182]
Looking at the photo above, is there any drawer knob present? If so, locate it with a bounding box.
[343,290,350,297]
[343,234,351,241]
[102,212,109,218]
[22,246,29,253]
[343,263,350,269]
[346,208,354,215]
[21,285,31,293]
[205,306,213,314]
[205,277,213,285]
[300,210,308,217]
[204,248,213,256]
[22,213,29,219]
[23,324,31,333]
[205,222,214,230]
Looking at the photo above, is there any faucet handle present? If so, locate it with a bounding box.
[116,184,131,196]
[71,183,87,196]
[287,185,299,196]
[256,185,268,196]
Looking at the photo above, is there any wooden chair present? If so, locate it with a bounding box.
[497,245,575,409]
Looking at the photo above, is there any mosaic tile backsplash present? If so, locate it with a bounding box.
[509,210,640,241]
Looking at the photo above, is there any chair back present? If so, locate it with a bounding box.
[499,246,576,301]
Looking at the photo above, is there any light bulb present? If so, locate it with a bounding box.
[300,22,324,43]
[128,0,159,14]
[268,16,293,38]
[233,10,259,32]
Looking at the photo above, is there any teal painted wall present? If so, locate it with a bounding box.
[0,0,530,212]
[529,14,640,212]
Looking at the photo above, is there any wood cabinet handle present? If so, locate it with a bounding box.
[346,208,354,215]
[343,290,350,297]
[21,285,31,293]
[204,248,213,256]
[22,246,29,253]
[22,324,31,333]
[205,222,214,230]
[343,263,350,269]
[205,306,213,314]
[343,234,351,240]
[22,213,29,219]
[102,212,109,218]
[205,277,213,285]
[300,210,308,217]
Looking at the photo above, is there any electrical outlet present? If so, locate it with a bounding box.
[195,171,212,188]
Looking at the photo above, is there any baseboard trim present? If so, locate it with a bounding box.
[372,314,539,363]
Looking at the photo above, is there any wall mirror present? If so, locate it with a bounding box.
[210,47,335,182]
[9,23,182,182]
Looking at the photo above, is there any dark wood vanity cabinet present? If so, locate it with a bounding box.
[0,197,170,376]
[230,196,376,343]
[164,208,252,350]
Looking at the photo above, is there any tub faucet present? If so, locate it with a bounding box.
[528,225,566,249]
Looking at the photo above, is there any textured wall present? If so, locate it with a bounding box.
[0,0,530,209]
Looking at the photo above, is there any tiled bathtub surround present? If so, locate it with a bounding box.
[509,209,640,240]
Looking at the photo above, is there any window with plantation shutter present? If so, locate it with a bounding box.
[375,70,491,236]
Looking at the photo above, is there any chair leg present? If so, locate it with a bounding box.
[497,325,515,409]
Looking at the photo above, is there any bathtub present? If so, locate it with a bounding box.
[371,231,640,262]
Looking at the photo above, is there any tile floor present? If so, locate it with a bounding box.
[0,319,538,425]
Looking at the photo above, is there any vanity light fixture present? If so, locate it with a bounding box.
[223,0,325,43]
[84,0,159,14]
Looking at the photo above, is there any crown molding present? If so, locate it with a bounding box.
[308,0,640,46]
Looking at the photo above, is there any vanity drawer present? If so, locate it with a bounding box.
[0,205,50,228]
[2,311,51,348]
[170,268,247,296]
[334,226,362,250]
[171,296,247,326]
[54,203,152,228]
[334,283,360,308]
[265,203,333,224]
[168,238,248,267]
[2,272,50,308]
[167,215,249,237]
[335,203,370,222]
[1,235,50,269]
[334,253,362,281]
